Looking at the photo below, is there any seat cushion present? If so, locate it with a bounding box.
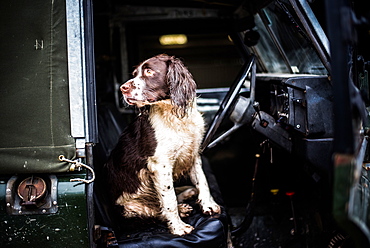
[116,205,229,248]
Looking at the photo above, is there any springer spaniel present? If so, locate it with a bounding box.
[105,54,221,236]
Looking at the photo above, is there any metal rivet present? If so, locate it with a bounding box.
[296,124,301,129]
[42,209,47,213]
[6,203,10,207]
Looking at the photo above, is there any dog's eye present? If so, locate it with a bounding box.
[144,68,155,76]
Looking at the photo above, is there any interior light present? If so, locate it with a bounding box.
[270,189,279,195]
[159,34,188,45]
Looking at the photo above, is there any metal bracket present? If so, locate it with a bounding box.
[5,175,58,215]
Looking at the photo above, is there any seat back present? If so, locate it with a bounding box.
[0,0,75,174]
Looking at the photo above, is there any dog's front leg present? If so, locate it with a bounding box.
[148,157,194,236]
[190,156,221,215]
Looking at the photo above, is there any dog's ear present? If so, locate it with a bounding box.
[166,56,197,118]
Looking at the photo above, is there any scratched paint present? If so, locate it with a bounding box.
[0,176,88,247]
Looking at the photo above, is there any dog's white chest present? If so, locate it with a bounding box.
[150,110,203,152]
[147,103,205,176]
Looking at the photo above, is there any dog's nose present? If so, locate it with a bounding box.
[120,82,130,92]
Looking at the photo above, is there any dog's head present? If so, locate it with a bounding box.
[120,54,196,117]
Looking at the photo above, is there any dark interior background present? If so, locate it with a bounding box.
[91,0,370,213]
[92,0,258,209]
[91,1,370,247]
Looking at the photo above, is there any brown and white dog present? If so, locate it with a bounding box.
[105,54,221,236]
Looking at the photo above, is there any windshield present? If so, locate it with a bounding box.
[249,1,327,75]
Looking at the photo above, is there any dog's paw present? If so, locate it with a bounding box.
[178,203,193,217]
[169,222,194,236]
[199,199,221,215]
[176,186,198,202]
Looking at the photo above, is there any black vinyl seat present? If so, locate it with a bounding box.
[116,207,228,248]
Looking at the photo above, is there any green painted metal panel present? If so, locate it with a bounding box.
[333,139,370,247]
[0,175,88,247]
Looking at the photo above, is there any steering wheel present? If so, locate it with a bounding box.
[201,54,256,152]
